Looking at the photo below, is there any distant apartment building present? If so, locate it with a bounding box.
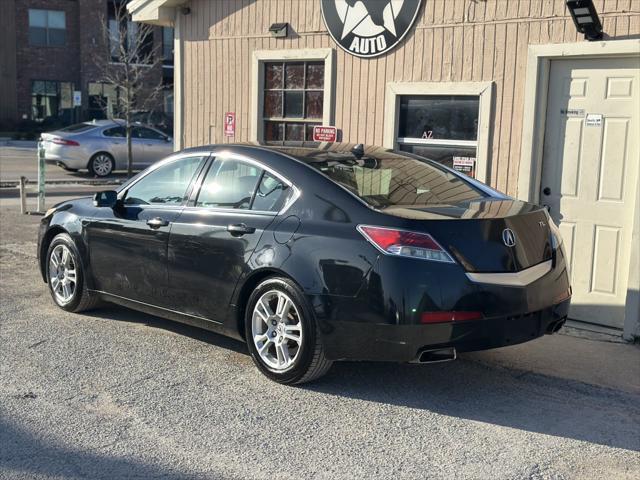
[0,0,174,132]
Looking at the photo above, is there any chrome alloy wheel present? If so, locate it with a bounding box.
[49,244,77,304]
[251,290,303,371]
[92,154,113,176]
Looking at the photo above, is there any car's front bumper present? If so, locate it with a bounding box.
[320,299,570,362]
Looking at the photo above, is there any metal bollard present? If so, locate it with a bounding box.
[19,176,27,215]
[37,140,45,213]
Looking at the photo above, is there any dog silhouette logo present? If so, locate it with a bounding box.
[321,0,423,58]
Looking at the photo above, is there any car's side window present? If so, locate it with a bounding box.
[124,156,205,206]
[196,158,262,209]
[252,171,291,212]
[133,127,166,141]
[103,126,126,138]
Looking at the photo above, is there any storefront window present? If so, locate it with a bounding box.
[263,61,324,144]
[31,80,73,123]
[87,82,122,120]
[397,95,479,177]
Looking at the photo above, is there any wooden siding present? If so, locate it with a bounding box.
[179,0,640,196]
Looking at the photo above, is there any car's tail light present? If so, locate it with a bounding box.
[52,137,79,146]
[357,225,455,263]
[421,311,483,323]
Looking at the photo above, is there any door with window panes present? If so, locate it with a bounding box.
[396,96,480,178]
[263,62,324,145]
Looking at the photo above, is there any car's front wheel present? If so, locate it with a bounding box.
[245,277,332,384]
[46,233,101,312]
[89,153,114,177]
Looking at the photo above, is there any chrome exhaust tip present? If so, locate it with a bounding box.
[412,347,457,364]
[553,318,566,333]
[546,317,567,334]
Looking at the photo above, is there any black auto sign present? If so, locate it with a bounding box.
[321,0,423,58]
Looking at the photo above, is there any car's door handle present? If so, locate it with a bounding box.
[227,223,256,236]
[147,217,169,229]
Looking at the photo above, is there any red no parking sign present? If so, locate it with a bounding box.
[224,112,235,137]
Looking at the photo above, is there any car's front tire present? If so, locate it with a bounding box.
[88,153,114,177]
[46,233,101,312]
[245,277,332,384]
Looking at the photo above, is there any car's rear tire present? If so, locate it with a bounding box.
[245,277,332,384]
[88,153,114,177]
[46,233,101,313]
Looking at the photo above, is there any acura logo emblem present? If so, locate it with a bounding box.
[321,0,423,58]
[502,228,516,247]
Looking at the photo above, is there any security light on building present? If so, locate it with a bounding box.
[566,0,603,41]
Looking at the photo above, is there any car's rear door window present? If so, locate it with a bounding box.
[133,126,166,141]
[196,158,262,210]
[124,156,206,206]
[252,171,291,212]
[103,126,126,137]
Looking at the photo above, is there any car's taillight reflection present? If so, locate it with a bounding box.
[420,311,483,324]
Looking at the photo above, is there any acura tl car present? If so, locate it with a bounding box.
[37,144,571,384]
[40,120,173,177]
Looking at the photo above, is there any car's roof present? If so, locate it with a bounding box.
[82,119,117,127]
[82,119,163,129]
[180,142,408,163]
[173,143,506,200]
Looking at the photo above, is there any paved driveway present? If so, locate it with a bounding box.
[1,208,639,480]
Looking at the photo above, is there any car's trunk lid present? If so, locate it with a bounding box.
[380,199,553,273]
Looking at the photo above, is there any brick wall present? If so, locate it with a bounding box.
[13,0,167,126]
[14,0,81,121]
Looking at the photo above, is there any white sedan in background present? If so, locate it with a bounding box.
[40,120,174,177]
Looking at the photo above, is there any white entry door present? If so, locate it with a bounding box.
[540,57,640,329]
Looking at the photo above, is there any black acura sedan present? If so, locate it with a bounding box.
[38,144,571,384]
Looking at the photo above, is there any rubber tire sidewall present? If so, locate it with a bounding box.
[46,233,86,312]
[89,153,114,177]
[245,277,319,385]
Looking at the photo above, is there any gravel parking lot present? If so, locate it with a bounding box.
[1,206,639,480]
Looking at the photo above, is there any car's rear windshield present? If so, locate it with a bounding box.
[300,151,486,208]
[60,123,97,133]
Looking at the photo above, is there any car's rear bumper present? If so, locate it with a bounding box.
[321,298,570,362]
[44,155,87,170]
[40,142,91,169]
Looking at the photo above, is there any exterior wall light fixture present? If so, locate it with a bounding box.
[269,23,288,38]
[566,0,603,41]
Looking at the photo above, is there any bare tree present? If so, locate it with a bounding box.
[93,0,163,177]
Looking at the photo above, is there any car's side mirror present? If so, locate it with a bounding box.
[165,136,172,143]
[93,190,118,208]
